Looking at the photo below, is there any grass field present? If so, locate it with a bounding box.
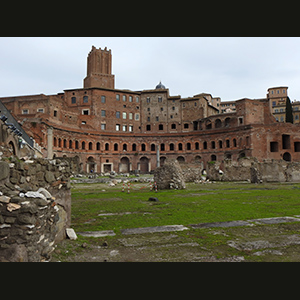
[52,181,300,262]
[71,181,300,233]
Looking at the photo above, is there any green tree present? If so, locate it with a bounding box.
[285,96,294,123]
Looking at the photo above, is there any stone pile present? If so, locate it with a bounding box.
[0,156,73,262]
[153,160,186,190]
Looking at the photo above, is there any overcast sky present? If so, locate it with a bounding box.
[1,37,300,101]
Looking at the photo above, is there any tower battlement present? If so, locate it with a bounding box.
[83,46,115,89]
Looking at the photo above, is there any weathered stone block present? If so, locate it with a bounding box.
[45,171,55,183]
[0,161,10,181]
[17,213,36,225]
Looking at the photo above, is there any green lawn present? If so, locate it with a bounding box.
[70,182,300,233]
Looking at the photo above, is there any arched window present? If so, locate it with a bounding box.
[205,120,212,129]
[215,119,222,128]
[96,142,100,151]
[53,137,57,147]
[186,143,191,150]
[132,143,137,151]
[211,154,217,161]
[141,143,146,151]
[195,142,199,150]
[105,143,109,151]
[169,143,174,151]
[69,140,73,149]
[63,139,67,148]
[225,118,231,127]
[75,141,79,149]
[114,143,118,151]
[123,144,127,151]
[283,152,291,162]
[161,143,165,151]
[151,144,156,151]
[82,141,86,150]
[178,143,183,151]
[89,142,93,150]
[203,141,207,149]
[226,139,230,148]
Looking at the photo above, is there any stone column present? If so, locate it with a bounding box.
[47,126,53,159]
[156,144,160,168]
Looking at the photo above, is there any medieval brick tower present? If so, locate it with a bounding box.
[83,46,115,89]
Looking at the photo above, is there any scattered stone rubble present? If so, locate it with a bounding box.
[153,160,186,190]
[0,156,74,262]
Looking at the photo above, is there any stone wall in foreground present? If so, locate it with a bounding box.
[0,156,73,262]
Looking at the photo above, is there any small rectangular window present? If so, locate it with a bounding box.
[129,96,133,102]
[294,142,300,152]
[129,125,133,132]
[270,141,279,152]
[101,95,106,103]
[116,124,120,131]
[82,109,89,115]
[83,96,88,103]
[71,97,76,104]
[37,108,44,113]
[122,112,127,119]
[116,111,120,118]
[101,110,106,117]
[122,125,127,131]
[22,109,29,114]
[123,95,126,102]
[282,134,291,149]
[101,124,106,130]
[116,94,120,101]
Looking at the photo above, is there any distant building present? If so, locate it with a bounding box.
[1,46,300,173]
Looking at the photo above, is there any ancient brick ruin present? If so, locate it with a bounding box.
[0,46,300,177]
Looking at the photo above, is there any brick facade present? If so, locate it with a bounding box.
[1,46,300,173]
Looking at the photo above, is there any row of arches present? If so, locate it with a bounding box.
[194,116,239,131]
[53,137,247,153]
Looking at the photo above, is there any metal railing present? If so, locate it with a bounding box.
[0,100,34,147]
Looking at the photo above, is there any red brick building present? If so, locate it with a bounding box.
[1,46,300,173]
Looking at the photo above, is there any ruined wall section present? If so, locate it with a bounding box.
[206,158,300,183]
[0,156,74,262]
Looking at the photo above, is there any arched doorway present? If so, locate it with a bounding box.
[120,157,130,173]
[8,141,16,155]
[160,156,167,166]
[283,152,291,162]
[140,157,149,174]
[177,156,185,163]
[87,156,96,173]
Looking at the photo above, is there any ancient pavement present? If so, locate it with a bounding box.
[77,216,300,238]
